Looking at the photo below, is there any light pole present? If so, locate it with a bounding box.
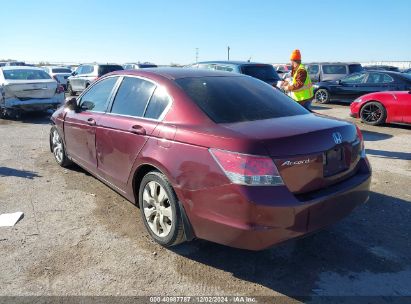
[227,46,230,61]
[195,48,199,64]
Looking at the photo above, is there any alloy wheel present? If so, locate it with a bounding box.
[142,181,173,237]
[315,89,329,103]
[361,103,382,123]
[52,129,64,163]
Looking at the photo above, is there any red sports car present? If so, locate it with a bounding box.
[50,68,371,250]
[350,91,411,125]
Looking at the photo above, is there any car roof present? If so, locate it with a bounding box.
[197,60,272,66]
[80,63,122,66]
[110,67,244,80]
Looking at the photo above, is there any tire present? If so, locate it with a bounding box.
[50,126,72,167]
[360,101,387,126]
[139,171,185,247]
[315,88,330,104]
[67,83,75,96]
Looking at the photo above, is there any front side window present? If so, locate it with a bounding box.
[322,65,347,74]
[176,76,308,123]
[215,65,234,72]
[52,68,72,73]
[144,87,171,119]
[110,77,156,117]
[341,73,367,84]
[79,77,118,112]
[3,69,51,80]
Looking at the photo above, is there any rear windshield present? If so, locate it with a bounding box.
[348,64,363,73]
[3,69,52,80]
[241,65,281,82]
[176,76,308,123]
[98,65,123,76]
[52,68,72,73]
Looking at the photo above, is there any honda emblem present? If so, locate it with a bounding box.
[332,132,343,144]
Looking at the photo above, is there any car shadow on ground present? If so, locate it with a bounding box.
[0,167,41,179]
[1,112,52,125]
[361,130,393,142]
[172,191,411,300]
[366,149,411,161]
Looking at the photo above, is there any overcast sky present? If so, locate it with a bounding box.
[1,0,410,65]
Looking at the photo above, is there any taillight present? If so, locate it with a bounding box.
[56,85,65,94]
[355,125,366,157]
[209,149,283,186]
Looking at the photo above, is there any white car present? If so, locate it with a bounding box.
[42,66,72,90]
[0,66,64,118]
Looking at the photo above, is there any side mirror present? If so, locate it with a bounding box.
[337,80,342,85]
[65,97,78,111]
[71,71,77,76]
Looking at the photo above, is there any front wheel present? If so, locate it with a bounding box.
[360,102,387,126]
[139,171,185,247]
[315,89,330,104]
[50,126,72,167]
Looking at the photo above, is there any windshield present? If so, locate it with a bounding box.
[98,65,123,76]
[176,76,308,123]
[241,65,280,81]
[3,69,52,80]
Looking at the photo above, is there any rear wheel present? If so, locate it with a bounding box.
[315,89,330,104]
[360,102,387,126]
[50,126,72,167]
[139,171,185,247]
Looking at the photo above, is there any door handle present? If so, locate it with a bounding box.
[130,125,146,135]
[87,118,96,126]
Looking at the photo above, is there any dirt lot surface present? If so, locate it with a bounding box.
[1,102,410,303]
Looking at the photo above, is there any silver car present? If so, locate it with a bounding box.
[306,62,364,82]
[42,66,72,90]
[67,63,123,95]
[0,66,64,118]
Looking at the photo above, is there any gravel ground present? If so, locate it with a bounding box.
[0,102,410,303]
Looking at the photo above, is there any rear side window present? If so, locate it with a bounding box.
[110,77,155,117]
[341,73,367,84]
[176,76,308,123]
[144,87,171,119]
[98,65,123,77]
[307,65,319,74]
[3,69,51,80]
[348,64,363,73]
[366,73,394,84]
[215,65,234,72]
[241,65,281,81]
[79,77,118,112]
[322,65,347,74]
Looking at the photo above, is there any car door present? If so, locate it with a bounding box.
[64,76,119,174]
[397,92,411,123]
[70,66,83,90]
[96,76,166,191]
[333,72,368,102]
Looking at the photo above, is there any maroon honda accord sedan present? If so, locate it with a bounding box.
[50,68,371,250]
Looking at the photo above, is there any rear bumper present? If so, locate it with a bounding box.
[180,158,371,250]
[1,94,64,111]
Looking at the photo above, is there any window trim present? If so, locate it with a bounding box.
[76,75,122,114]
[105,75,173,122]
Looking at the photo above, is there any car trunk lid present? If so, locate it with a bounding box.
[222,114,362,194]
[4,79,57,99]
